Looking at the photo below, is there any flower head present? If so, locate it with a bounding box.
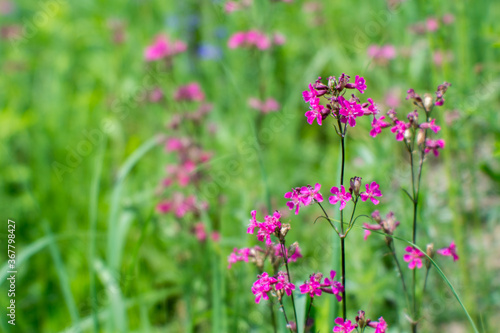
[299,274,322,298]
[305,97,326,125]
[354,75,367,94]
[247,210,282,245]
[251,272,277,303]
[424,138,445,156]
[403,246,425,269]
[368,317,388,333]
[437,241,459,261]
[323,270,344,302]
[391,120,410,141]
[275,271,296,297]
[329,185,352,210]
[370,116,390,137]
[333,317,356,333]
[360,181,382,205]
[420,118,441,133]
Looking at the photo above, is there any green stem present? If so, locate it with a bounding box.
[279,299,293,333]
[281,241,298,328]
[339,122,347,320]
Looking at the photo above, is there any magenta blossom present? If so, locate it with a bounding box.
[437,241,459,261]
[275,271,296,296]
[174,82,205,102]
[354,75,367,94]
[323,270,344,302]
[360,181,382,205]
[144,35,186,61]
[302,83,319,103]
[305,97,325,125]
[247,210,282,245]
[338,96,364,127]
[424,138,445,156]
[299,274,323,298]
[251,272,277,303]
[284,183,324,215]
[333,317,356,333]
[362,222,382,240]
[227,247,251,268]
[274,243,303,262]
[403,246,425,269]
[329,185,352,210]
[370,116,390,137]
[391,120,410,141]
[368,317,388,333]
[420,118,441,133]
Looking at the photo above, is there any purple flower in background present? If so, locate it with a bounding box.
[391,120,410,141]
[437,241,459,261]
[424,139,445,156]
[420,118,441,133]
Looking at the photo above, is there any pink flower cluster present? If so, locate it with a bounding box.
[193,222,220,242]
[174,82,205,102]
[247,210,282,245]
[248,97,280,113]
[367,45,396,64]
[227,30,284,50]
[299,271,344,301]
[156,192,207,218]
[332,317,357,333]
[363,210,400,240]
[251,271,295,303]
[302,75,379,127]
[329,181,382,211]
[284,183,323,214]
[409,14,454,35]
[144,34,187,61]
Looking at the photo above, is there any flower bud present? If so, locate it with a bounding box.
[279,223,291,240]
[404,128,412,141]
[417,129,425,145]
[426,243,434,269]
[424,93,434,111]
[371,210,382,223]
[349,176,362,196]
[356,310,367,329]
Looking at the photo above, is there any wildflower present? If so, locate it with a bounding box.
[370,116,390,137]
[338,96,364,127]
[275,271,296,297]
[329,185,352,211]
[174,82,205,102]
[420,118,441,133]
[227,247,251,268]
[426,17,439,32]
[251,272,277,303]
[368,317,388,333]
[274,242,303,262]
[332,317,356,333]
[424,138,445,156]
[144,35,186,61]
[391,120,410,141]
[247,210,282,245]
[362,98,379,115]
[442,13,455,25]
[248,97,280,113]
[323,270,344,302]
[403,246,425,269]
[354,75,367,94]
[299,274,322,298]
[305,97,325,125]
[349,177,362,197]
[362,223,382,240]
[193,222,207,241]
[437,241,459,261]
[435,82,451,106]
[360,181,382,205]
[302,84,319,103]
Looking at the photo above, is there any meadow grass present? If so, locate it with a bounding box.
[1,0,499,332]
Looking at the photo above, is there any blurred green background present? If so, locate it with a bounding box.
[1,0,499,332]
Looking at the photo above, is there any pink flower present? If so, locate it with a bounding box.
[284,183,323,214]
[391,120,410,141]
[251,272,278,303]
[211,231,221,242]
[247,210,282,245]
[228,31,247,48]
[275,271,296,296]
[338,96,363,127]
[437,241,459,261]
[354,75,367,94]
[299,274,322,298]
[323,270,344,302]
[273,32,286,45]
[332,317,356,333]
[174,82,205,102]
[370,116,390,137]
[248,97,280,113]
[227,247,251,268]
[368,317,388,333]
[420,118,441,133]
[274,243,303,262]
[329,185,352,211]
[165,137,185,152]
[144,35,186,61]
[424,138,445,156]
[305,97,325,125]
[362,98,379,115]
[426,17,439,32]
[193,222,207,241]
[442,13,455,25]
[403,246,425,269]
[302,84,319,103]
[360,181,382,205]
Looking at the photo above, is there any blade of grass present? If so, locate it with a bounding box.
[43,220,81,333]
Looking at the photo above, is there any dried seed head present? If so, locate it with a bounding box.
[417,129,425,145]
[424,93,434,111]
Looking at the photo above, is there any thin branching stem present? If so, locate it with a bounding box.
[280,241,298,328]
